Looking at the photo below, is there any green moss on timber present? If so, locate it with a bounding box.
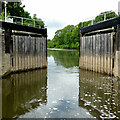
[2,71,13,78]
[116,76,120,80]
[1,66,47,78]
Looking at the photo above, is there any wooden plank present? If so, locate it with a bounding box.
[108,33,111,75]
[32,37,34,68]
[84,37,86,69]
[97,34,100,73]
[100,34,102,73]
[12,35,15,71]
[36,37,38,68]
[101,34,104,73]
[116,24,120,51]
[95,35,97,72]
[85,36,88,70]
[4,28,12,53]
[2,21,47,37]
[40,37,42,68]
[29,36,32,69]
[91,36,93,71]
[93,35,96,72]
[15,36,17,71]
[80,37,83,68]
[18,36,20,70]
[104,34,107,74]
[90,36,93,71]
[43,37,45,67]
[42,37,43,67]
[106,34,109,74]
[81,16,120,35]
[111,33,113,75]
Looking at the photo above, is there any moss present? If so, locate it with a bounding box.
[116,76,120,80]
[1,71,13,78]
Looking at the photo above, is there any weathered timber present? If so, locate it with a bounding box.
[79,33,114,75]
[4,28,12,53]
[79,16,120,78]
[1,21,47,37]
[80,16,120,35]
[0,21,47,77]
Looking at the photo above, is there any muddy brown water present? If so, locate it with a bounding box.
[1,48,120,119]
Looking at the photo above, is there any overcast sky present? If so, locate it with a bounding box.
[22,0,119,39]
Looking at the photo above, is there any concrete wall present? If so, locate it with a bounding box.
[1,34,47,77]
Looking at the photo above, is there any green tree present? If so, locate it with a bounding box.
[48,11,118,49]
[1,2,45,28]
[94,11,118,23]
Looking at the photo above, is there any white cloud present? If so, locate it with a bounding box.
[22,0,119,39]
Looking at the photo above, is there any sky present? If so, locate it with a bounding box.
[22,0,120,39]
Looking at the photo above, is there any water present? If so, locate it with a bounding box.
[1,48,120,119]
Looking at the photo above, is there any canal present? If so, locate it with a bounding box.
[1,49,120,119]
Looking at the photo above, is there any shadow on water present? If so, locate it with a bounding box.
[79,69,120,119]
[2,69,47,119]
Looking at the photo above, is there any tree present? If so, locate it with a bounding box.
[48,11,118,49]
[1,2,45,28]
[94,11,118,23]
[33,14,45,28]
[2,2,30,18]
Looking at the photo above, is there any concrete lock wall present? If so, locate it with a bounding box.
[79,32,120,78]
[1,34,47,77]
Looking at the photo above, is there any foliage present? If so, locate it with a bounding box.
[94,11,118,23]
[48,11,118,49]
[48,25,80,49]
[1,2,45,28]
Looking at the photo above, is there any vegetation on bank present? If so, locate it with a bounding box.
[48,11,118,49]
[0,2,45,28]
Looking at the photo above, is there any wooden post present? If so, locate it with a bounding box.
[4,28,12,53]
[113,23,120,77]
[0,16,2,117]
[113,24,120,74]
[0,20,2,77]
[79,29,82,67]
[116,24,120,51]
[44,29,47,66]
[119,80,120,119]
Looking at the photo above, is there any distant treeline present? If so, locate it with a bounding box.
[0,2,45,28]
[48,11,118,49]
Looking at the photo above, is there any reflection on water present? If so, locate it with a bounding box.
[79,69,120,119]
[48,49,79,68]
[2,69,47,118]
[1,48,120,119]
